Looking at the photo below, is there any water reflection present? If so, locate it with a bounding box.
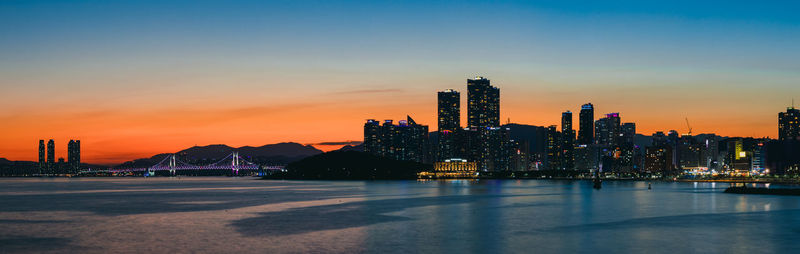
[0,178,799,253]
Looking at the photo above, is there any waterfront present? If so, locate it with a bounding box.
[1,177,799,253]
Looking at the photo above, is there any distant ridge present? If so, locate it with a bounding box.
[116,142,323,168]
[334,143,364,152]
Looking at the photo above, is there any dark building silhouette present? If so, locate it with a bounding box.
[561,111,575,170]
[467,77,499,128]
[437,89,461,161]
[645,146,673,174]
[545,125,561,170]
[619,122,637,171]
[363,116,429,163]
[68,140,80,173]
[765,139,800,175]
[476,127,516,171]
[46,139,55,174]
[595,113,620,147]
[38,140,46,174]
[779,106,800,141]
[364,119,382,155]
[578,103,594,145]
[437,89,460,132]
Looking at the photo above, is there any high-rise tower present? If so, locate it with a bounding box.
[467,77,499,128]
[38,140,46,173]
[779,106,800,141]
[561,111,575,170]
[578,103,594,145]
[437,89,460,132]
[68,140,81,172]
[46,139,55,174]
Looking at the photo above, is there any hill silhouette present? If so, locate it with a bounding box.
[116,142,322,168]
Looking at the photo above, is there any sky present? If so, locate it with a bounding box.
[1,0,800,165]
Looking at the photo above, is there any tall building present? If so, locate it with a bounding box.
[779,106,800,141]
[38,140,46,174]
[578,103,594,145]
[574,144,600,171]
[561,111,575,170]
[619,122,637,171]
[545,125,561,170]
[363,116,429,163]
[477,127,516,171]
[46,139,55,174]
[467,77,499,128]
[364,119,383,155]
[437,89,461,161]
[594,113,621,147]
[645,146,673,174]
[68,140,81,173]
[437,89,460,132]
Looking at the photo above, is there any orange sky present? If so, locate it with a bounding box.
[2,1,799,165]
[0,75,792,165]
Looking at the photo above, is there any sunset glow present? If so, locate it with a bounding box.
[1,0,799,164]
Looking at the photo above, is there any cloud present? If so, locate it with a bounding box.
[331,89,402,95]
[311,141,363,146]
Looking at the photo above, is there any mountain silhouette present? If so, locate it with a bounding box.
[116,142,323,168]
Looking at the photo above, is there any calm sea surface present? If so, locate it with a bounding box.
[0,177,798,253]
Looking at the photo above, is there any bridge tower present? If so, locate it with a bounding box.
[232,152,240,175]
[169,154,176,176]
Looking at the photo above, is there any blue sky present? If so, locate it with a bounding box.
[1,0,799,163]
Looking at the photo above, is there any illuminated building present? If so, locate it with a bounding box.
[594,113,620,147]
[752,142,766,173]
[438,89,460,132]
[678,135,702,169]
[728,138,751,173]
[619,122,636,171]
[418,158,479,179]
[467,76,499,128]
[561,111,575,170]
[545,125,561,170]
[779,106,800,141]
[38,140,46,174]
[645,146,673,174]
[437,89,460,161]
[578,103,594,145]
[476,127,516,171]
[363,116,429,163]
[364,119,382,154]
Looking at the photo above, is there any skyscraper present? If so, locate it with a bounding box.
[779,106,800,141]
[437,89,460,132]
[578,103,594,145]
[467,77,499,128]
[437,89,461,161]
[364,119,383,155]
[363,116,429,163]
[595,113,621,147]
[68,140,81,173]
[38,140,46,173]
[545,125,561,170]
[561,111,575,170]
[46,139,55,174]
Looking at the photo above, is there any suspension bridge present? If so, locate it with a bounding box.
[95,152,284,176]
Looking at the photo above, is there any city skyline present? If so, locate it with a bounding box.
[2,1,800,164]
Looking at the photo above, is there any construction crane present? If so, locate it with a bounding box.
[685,117,692,136]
